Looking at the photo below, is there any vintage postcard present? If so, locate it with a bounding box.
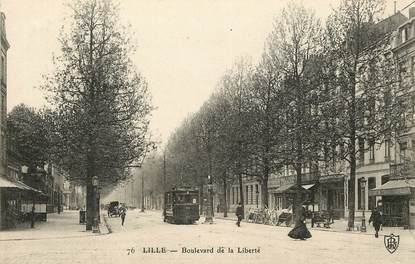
[0,0,414,263]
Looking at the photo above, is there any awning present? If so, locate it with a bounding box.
[273,183,308,194]
[369,179,415,196]
[15,181,44,194]
[0,177,22,188]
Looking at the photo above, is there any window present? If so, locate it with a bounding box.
[399,141,407,161]
[358,137,365,163]
[250,185,253,204]
[245,186,249,204]
[368,177,376,210]
[381,175,389,185]
[255,185,259,205]
[369,139,375,163]
[384,139,391,161]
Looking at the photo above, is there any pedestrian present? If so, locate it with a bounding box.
[288,207,312,240]
[120,207,126,226]
[369,206,383,238]
[235,202,243,227]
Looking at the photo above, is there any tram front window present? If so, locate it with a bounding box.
[174,194,198,204]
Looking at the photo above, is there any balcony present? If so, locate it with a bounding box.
[390,163,415,179]
[272,171,320,187]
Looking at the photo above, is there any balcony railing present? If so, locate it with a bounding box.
[390,163,415,179]
[273,171,320,186]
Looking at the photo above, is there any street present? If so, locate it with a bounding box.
[0,210,414,264]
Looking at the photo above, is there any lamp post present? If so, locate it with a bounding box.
[204,175,213,224]
[360,177,367,232]
[92,176,99,233]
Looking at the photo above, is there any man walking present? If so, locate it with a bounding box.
[369,206,383,238]
[235,202,243,227]
[120,207,126,226]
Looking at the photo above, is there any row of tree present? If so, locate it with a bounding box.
[151,0,410,228]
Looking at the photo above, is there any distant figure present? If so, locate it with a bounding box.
[235,202,243,227]
[288,207,312,240]
[120,207,126,226]
[369,207,383,238]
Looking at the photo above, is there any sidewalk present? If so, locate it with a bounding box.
[0,210,109,241]
[214,212,415,238]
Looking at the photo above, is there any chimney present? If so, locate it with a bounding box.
[410,7,415,19]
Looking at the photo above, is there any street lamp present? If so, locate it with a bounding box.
[204,175,213,224]
[360,177,367,232]
[92,176,99,233]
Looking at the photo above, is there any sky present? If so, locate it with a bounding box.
[1,0,399,146]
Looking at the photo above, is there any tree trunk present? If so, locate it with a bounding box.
[262,156,270,208]
[223,175,228,217]
[348,71,357,230]
[86,182,93,230]
[199,182,204,215]
[348,140,356,230]
[261,180,268,209]
[238,171,244,219]
[294,165,303,225]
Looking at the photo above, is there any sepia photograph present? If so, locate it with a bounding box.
[0,0,414,263]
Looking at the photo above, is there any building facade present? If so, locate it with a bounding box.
[227,176,262,216]
[0,10,10,230]
[0,11,8,179]
[366,10,415,229]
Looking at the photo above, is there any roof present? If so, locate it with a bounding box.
[375,12,408,34]
[369,179,415,196]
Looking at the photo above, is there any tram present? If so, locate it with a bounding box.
[163,187,200,224]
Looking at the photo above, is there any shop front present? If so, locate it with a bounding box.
[271,184,311,211]
[318,174,345,219]
[369,179,415,229]
[1,177,48,230]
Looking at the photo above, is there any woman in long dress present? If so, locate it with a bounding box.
[288,207,312,240]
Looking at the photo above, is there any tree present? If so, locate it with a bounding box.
[43,0,152,229]
[218,57,256,217]
[270,2,326,224]
[7,104,52,170]
[326,0,409,230]
[249,45,285,208]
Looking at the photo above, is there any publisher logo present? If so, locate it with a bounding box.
[384,233,399,254]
